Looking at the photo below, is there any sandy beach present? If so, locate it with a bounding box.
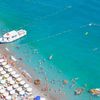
[0,44,67,100]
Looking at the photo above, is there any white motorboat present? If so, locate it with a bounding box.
[89,88,100,96]
[0,29,27,43]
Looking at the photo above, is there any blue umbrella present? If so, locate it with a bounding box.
[34,96,40,100]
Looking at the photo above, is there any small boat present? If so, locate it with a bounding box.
[89,88,100,96]
[0,29,27,43]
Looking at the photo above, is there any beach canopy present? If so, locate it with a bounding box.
[7,77,12,81]
[7,86,13,91]
[7,68,13,72]
[3,92,9,96]
[9,80,15,85]
[11,71,16,75]
[24,84,29,88]
[34,96,40,100]
[20,80,25,85]
[0,89,5,93]
[1,70,6,75]
[4,74,9,78]
[34,96,46,100]
[10,90,15,95]
[0,58,5,63]
[26,87,32,92]
[13,84,19,89]
[6,95,12,100]
[1,61,7,66]
[17,87,22,92]
[13,74,20,78]
[0,80,6,84]
[0,85,3,89]
[0,67,3,71]
[0,76,2,80]
[16,77,22,82]
[4,64,11,69]
[19,90,25,96]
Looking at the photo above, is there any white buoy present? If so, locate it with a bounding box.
[49,55,53,60]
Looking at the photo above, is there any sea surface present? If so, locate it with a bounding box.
[0,0,100,100]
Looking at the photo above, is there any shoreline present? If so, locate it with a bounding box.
[0,44,67,100]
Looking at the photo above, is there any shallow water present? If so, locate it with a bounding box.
[0,0,100,100]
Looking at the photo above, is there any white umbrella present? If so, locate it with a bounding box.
[26,87,32,92]
[11,71,16,75]
[9,80,15,85]
[3,92,9,96]
[0,59,5,63]
[41,97,46,100]
[13,84,19,89]
[0,76,2,80]
[6,95,12,100]
[7,68,13,72]
[1,61,7,66]
[4,74,9,78]
[20,80,25,85]
[16,77,22,82]
[17,87,22,92]
[1,70,6,75]
[0,80,6,84]
[10,90,15,95]
[13,74,20,78]
[19,90,25,96]
[0,67,3,71]
[0,89,5,93]
[4,64,11,69]
[7,86,13,91]
[7,77,12,81]
[24,84,29,88]
[0,85,3,90]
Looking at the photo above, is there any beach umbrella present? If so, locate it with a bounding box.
[4,74,9,78]
[7,68,13,72]
[3,92,9,96]
[0,58,5,63]
[13,74,20,78]
[6,95,12,100]
[0,85,3,90]
[26,87,32,92]
[19,80,25,85]
[41,97,46,100]
[0,76,2,80]
[10,90,15,95]
[34,96,40,100]
[13,84,19,89]
[0,89,5,93]
[24,84,29,88]
[7,77,12,81]
[17,87,22,92]
[11,71,16,75]
[9,80,15,85]
[19,90,25,96]
[16,77,22,82]
[0,67,3,71]
[4,64,11,69]
[0,79,6,84]
[1,61,7,66]
[7,86,13,91]
[34,96,46,100]
[1,70,6,75]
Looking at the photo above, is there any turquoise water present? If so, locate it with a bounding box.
[0,0,100,100]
